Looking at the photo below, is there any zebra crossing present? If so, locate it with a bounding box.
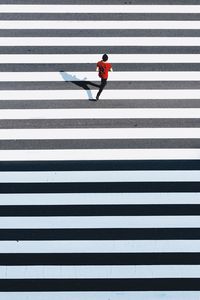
[0,0,200,299]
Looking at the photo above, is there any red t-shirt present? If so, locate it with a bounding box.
[97,61,112,79]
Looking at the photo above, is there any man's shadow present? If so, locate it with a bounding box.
[60,71,100,101]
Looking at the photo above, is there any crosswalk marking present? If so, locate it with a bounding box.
[0,292,198,300]
[0,109,198,119]
[2,5,200,13]
[0,193,199,205]
[0,149,199,161]
[0,265,200,279]
[2,37,200,46]
[0,128,200,139]
[0,1,200,298]
[1,170,200,182]
[1,216,200,229]
[2,54,200,63]
[2,21,200,30]
[1,90,200,100]
[0,240,199,253]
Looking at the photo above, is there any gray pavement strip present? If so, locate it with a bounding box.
[1,13,200,20]
[0,119,199,129]
[0,81,200,90]
[0,139,199,149]
[1,63,200,72]
[0,46,200,54]
[1,29,200,37]
[0,99,200,109]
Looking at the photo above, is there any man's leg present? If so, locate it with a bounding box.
[96,78,107,100]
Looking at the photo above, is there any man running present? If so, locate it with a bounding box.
[96,54,113,101]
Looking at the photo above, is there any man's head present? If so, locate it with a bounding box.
[102,54,108,62]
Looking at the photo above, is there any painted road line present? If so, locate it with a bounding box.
[0,240,199,253]
[0,265,199,279]
[0,170,200,183]
[0,292,198,300]
[2,5,200,13]
[0,128,200,139]
[2,21,200,30]
[0,216,200,229]
[1,90,200,100]
[0,193,199,205]
[0,109,199,119]
[2,54,200,64]
[0,149,198,161]
[2,37,200,46]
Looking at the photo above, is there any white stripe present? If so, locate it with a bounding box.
[0,128,200,139]
[2,5,200,13]
[0,149,198,161]
[0,90,200,100]
[3,54,200,64]
[3,71,200,81]
[1,37,200,46]
[0,292,199,300]
[0,193,199,205]
[0,109,199,119]
[0,240,199,253]
[2,21,200,30]
[0,216,200,229]
[0,265,199,279]
[0,170,200,183]
[0,193,200,205]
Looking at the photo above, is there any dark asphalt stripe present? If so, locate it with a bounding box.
[1,81,200,90]
[4,63,200,72]
[2,13,200,20]
[0,119,199,128]
[1,204,200,216]
[0,228,199,240]
[0,278,199,292]
[0,100,200,109]
[0,160,199,171]
[2,29,200,37]
[0,0,200,4]
[0,182,199,193]
[0,139,200,149]
[1,46,200,54]
[0,253,200,265]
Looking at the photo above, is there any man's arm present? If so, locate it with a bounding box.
[96,66,99,72]
[109,68,113,72]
